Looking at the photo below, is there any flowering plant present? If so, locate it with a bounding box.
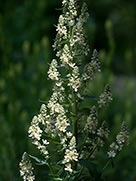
[19,0,129,180]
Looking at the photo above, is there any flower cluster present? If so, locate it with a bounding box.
[56,15,67,39]
[71,3,90,56]
[63,136,79,172]
[84,106,98,134]
[98,84,113,108]
[59,44,74,67]
[82,49,101,82]
[19,152,35,181]
[47,85,70,140]
[48,59,60,80]
[97,121,109,147]
[67,66,81,92]
[28,111,49,158]
[54,0,90,58]
[79,2,89,23]
[108,122,129,158]
[66,0,78,20]
[28,116,43,141]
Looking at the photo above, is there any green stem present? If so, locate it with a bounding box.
[79,132,88,157]
[88,145,98,159]
[75,166,84,181]
[72,92,78,171]
[48,162,55,174]
[72,92,78,142]
[101,159,111,173]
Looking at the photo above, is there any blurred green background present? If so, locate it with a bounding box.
[0,0,136,180]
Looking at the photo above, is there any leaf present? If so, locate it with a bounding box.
[57,40,68,45]
[79,159,102,180]
[78,176,92,180]
[51,162,62,170]
[79,108,90,115]
[82,95,100,100]
[29,154,47,165]
[79,159,97,170]
[55,8,63,11]
[49,174,63,181]
[43,135,61,145]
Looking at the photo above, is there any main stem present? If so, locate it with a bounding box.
[69,25,78,143]
[72,92,78,143]
[72,92,78,171]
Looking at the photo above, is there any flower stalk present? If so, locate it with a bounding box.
[19,0,130,180]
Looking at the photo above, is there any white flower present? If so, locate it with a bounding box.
[66,132,72,137]
[27,175,35,181]
[65,163,73,172]
[108,151,116,158]
[42,139,49,145]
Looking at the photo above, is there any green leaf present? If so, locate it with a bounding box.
[29,154,47,165]
[55,8,63,11]
[82,95,100,100]
[51,162,62,170]
[79,159,97,170]
[78,176,92,180]
[79,108,90,115]
[43,135,61,145]
[57,40,68,45]
[79,159,102,180]
[49,174,63,181]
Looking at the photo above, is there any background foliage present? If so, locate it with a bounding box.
[0,0,136,180]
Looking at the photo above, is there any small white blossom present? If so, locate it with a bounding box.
[42,139,49,145]
[108,151,116,158]
[66,132,72,137]
[65,163,73,173]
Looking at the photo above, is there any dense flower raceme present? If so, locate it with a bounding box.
[82,49,101,83]
[98,84,113,108]
[108,122,129,158]
[19,152,35,181]
[19,0,129,180]
[84,106,98,134]
[63,136,79,172]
